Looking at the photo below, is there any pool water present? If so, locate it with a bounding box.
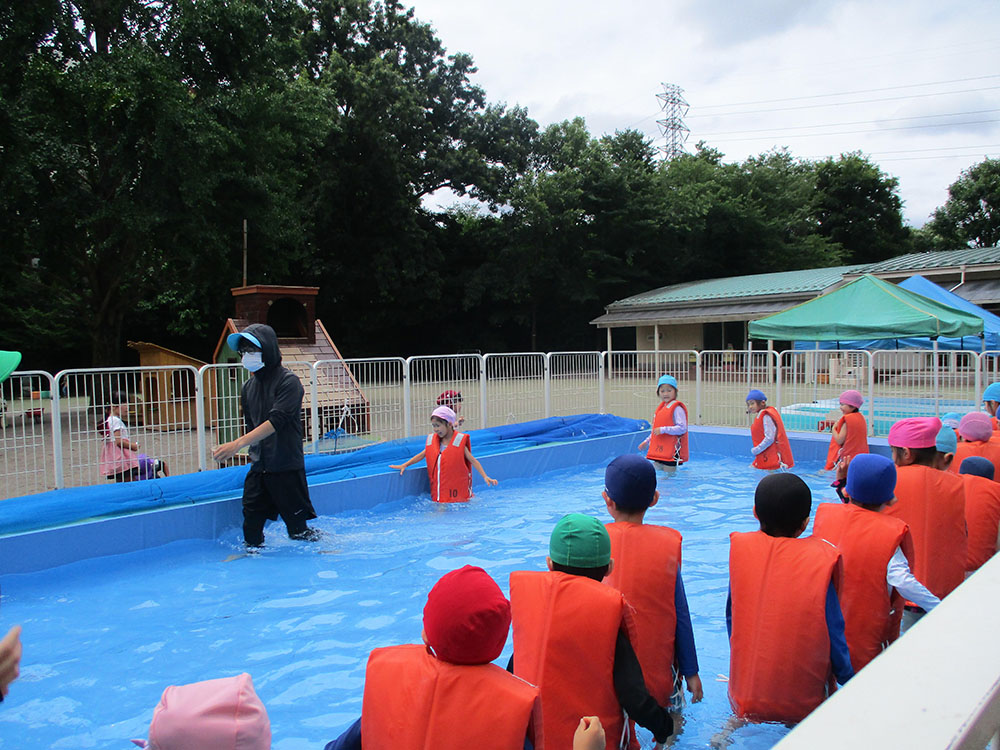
[1,453,838,749]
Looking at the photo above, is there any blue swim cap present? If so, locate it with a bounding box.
[935,425,957,454]
[657,374,678,391]
[940,412,962,429]
[845,454,896,505]
[960,456,995,480]
[983,382,1000,403]
[746,389,767,402]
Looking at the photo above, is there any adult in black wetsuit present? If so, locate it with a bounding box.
[213,323,319,547]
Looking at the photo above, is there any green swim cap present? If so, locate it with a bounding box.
[549,513,611,568]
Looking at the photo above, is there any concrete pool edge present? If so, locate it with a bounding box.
[1,426,890,574]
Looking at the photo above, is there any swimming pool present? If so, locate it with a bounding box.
[781,396,976,435]
[1,452,837,749]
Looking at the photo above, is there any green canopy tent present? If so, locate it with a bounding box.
[748,274,985,416]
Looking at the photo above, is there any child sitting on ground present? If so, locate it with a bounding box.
[824,390,868,470]
[728,473,853,724]
[324,565,540,750]
[509,513,674,750]
[601,454,702,727]
[637,375,689,468]
[390,406,497,502]
[813,454,939,672]
[882,418,966,629]
[956,457,1000,574]
[132,673,270,749]
[745,389,794,470]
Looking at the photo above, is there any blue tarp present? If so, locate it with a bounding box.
[794,274,1000,352]
[0,414,649,536]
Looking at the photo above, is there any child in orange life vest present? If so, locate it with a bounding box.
[824,390,869,470]
[746,389,794,470]
[133,673,270,750]
[509,514,675,750]
[390,406,497,502]
[951,412,1000,480]
[727,473,853,724]
[882,417,967,631]
[637,375,688,469]
[323,566,541,750]
[934,423,958,472]
[437,389,465,427]
[814,454,939,673]
[601,455,703,726]
[982,382,1000,432]
[957,457,1000,574]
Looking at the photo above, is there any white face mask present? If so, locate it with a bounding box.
[241,351,264,372]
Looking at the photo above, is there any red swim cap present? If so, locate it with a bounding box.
[436,390,462,405]
[422,566,510,665]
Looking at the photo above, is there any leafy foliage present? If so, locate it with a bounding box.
[924,158,1000,249]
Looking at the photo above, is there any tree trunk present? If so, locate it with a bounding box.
[90,306,125,366]
[530,299,537,352]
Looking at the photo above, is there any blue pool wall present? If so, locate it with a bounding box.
[1,427,891,575]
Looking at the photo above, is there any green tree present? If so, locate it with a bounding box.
[0,0,328,365]
[925,158,1000,249]
[810,152,910,264]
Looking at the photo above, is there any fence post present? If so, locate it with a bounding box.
[695,351,702,426]
[868,352,877,436]
[775,351,783,413]
[598,352,606,414]
[544,353,552,418]
[52,372,65,489]
[195,367,207,471]
[975,352,983,415]
[310,363,320,454]
[403,357,412,438]
[479,355,488,428]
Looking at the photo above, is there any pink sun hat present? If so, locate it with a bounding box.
[431,405,457,424]
[132,673,270,750]
[887,417,942,449]
[839,390,863,408]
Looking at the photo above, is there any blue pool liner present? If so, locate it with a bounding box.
[0,414,648,537]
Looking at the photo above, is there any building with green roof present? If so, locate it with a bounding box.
[591,247,1000,351]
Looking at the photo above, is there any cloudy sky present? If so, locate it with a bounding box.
[407,0,999,227]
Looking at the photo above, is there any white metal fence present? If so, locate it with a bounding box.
[2,348,994,498]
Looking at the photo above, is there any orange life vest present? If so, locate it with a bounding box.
[604,522,682,706]
[951,437,1000,482]
[824,412,869,470]
[959,473,1000,572]
[882,464,967,599]
[510,570,635,750]
[728,531,841,724]
[425,431,472,503]
[361,644,541,750]
[646,401,689,464]
[813,502,912,672]
[750,406,795,470]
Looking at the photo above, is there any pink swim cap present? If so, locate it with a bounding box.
[431,405,457,424]
[135,673,270,750]
[959,412,993,443]
[839,390,863,408]
[888,417,942,449]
